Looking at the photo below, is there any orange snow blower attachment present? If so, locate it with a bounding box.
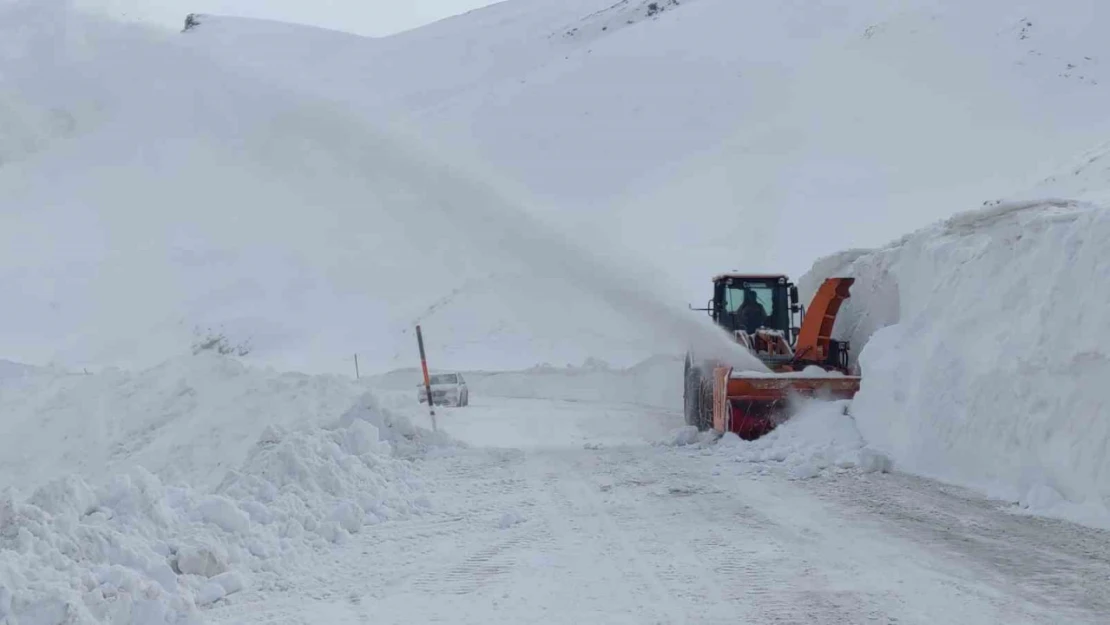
[710,367,860,439]
[684,276,861,439]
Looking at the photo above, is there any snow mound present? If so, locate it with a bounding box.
[0,354,370,493]
[721,400,891,478]
[802,199,1110,527]
[0,396,438,624]
[334,393,460,457]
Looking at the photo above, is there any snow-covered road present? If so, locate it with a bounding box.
[207,398,1110,624]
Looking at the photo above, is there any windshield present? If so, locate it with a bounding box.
[714,278,789,334]
[725,283,774,316]
[429,373,457,384]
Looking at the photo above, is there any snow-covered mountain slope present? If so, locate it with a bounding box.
[4,0,1110,375]
[800,199,1110,528]
[0,1,747,376]
[183,0,1110,288]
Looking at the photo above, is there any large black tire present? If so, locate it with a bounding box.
[684,355,714,431]
[683,355,698,427]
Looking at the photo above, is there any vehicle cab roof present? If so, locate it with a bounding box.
[712,273,790,282]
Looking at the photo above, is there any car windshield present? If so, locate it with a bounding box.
[429,373,457,384]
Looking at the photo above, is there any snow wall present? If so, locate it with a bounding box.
[800,200,1110,525]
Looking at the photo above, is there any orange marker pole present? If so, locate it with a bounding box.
[416,325,437,431]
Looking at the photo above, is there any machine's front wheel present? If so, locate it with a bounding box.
[684,355,714,431]
[696,377,713,432]
[683,355,698,428]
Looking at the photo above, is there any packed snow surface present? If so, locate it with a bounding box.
[802,200,1110,527]
[206,394,1110,625]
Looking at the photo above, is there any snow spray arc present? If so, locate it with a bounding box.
[245,105,767,374]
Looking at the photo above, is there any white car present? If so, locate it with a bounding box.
[417,372,469,407]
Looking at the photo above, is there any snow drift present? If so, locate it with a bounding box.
[802,200,1110,527]
[0,359,446,624]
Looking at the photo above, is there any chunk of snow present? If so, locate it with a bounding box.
[1022,484,1066,511]
[196,581,227,606]
[211,571,246,595]
[329,500,364,534]
[175,541,230,578]
[790,462,822,480]
[662,426,700,447]
[195,496,251,534]
[858,449,894,474]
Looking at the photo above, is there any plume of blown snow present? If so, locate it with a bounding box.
[0,0,764,376]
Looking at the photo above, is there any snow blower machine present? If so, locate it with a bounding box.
[684,274,861,440]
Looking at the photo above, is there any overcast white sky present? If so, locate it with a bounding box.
[75,0,503,37]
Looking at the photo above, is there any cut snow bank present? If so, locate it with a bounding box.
[0,386,446,624]
[801,200,1110,527]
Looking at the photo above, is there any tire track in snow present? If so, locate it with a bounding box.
[587,448,882,624]
[559,474,690,625]
[206,401,1110,625]
[800,470,1110,620]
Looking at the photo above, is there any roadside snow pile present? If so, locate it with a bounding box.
[0,354,369,493]
[802,200,1110,527]
[716,400,892,479]
[334,394,458,457]
[0,391,440,624]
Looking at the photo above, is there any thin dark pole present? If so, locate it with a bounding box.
[416,325,437,431]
